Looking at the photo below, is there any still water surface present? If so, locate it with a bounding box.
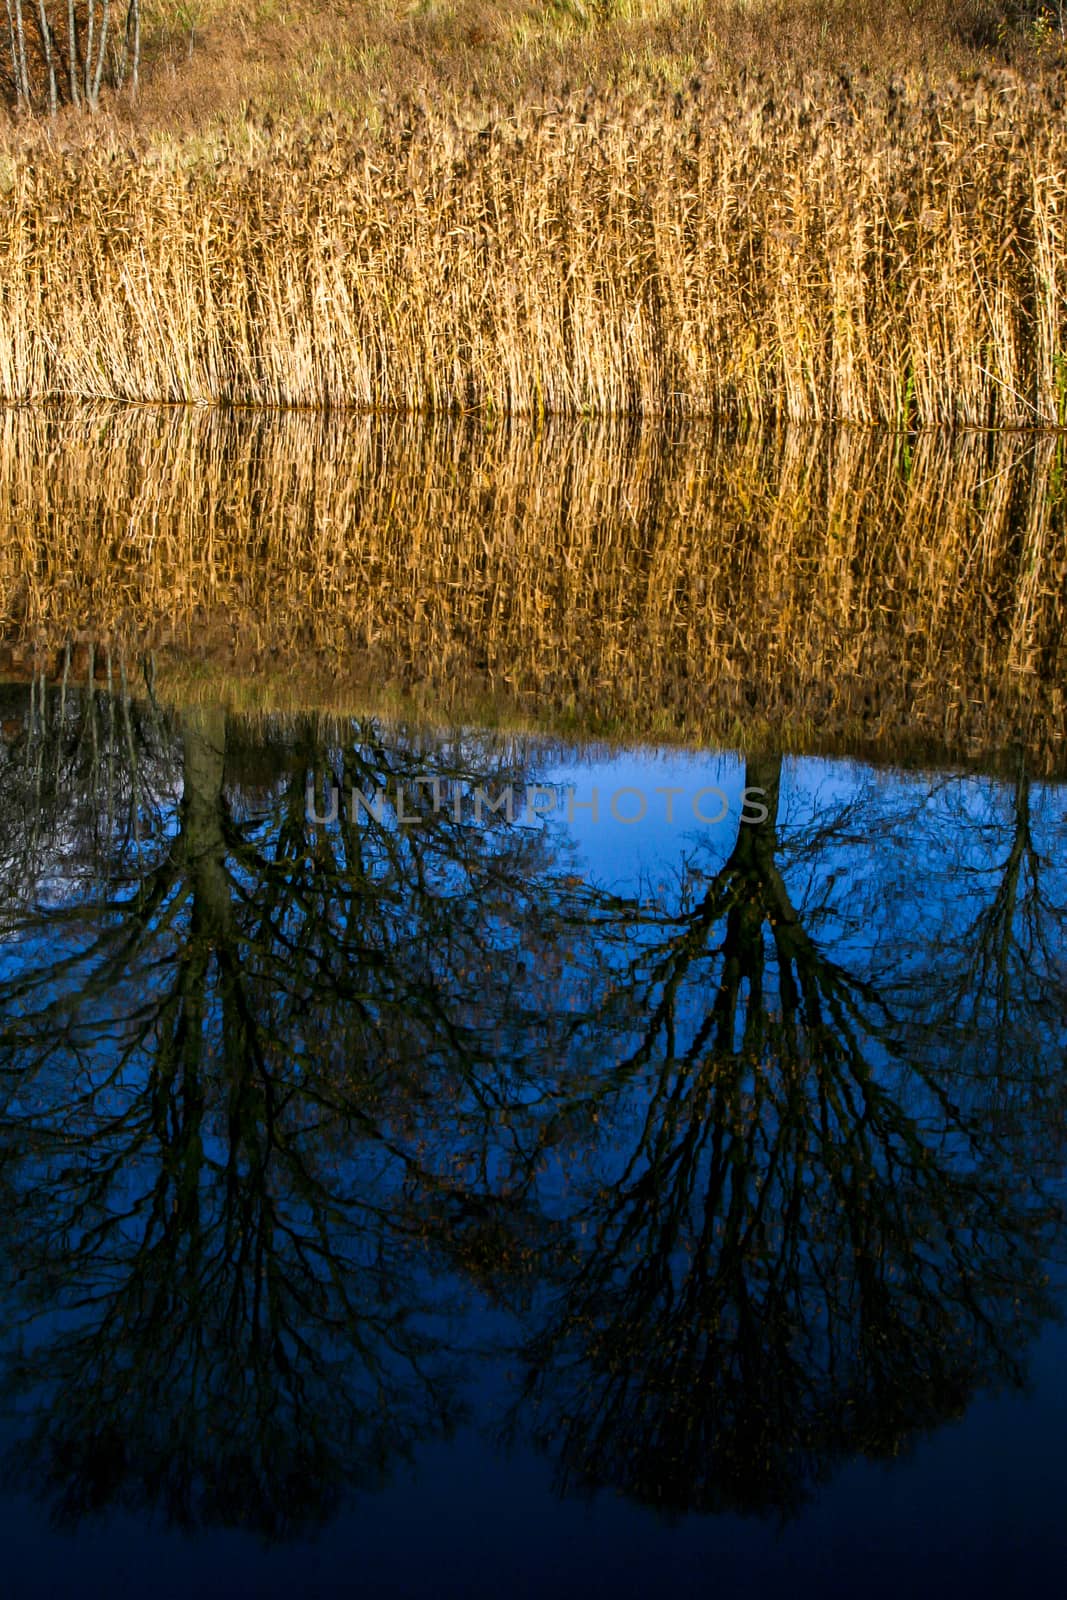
[3,408,1066,762]
[0,686,1064,1594]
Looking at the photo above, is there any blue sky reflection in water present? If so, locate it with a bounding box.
[0,685,1065,1596]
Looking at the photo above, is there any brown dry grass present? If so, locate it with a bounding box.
[2,58,1067,421]
[1,406,1064,768]
[2,3,1066,421]
[3,2,1040,133]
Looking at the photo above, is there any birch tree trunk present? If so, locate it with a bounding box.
[6,0,141,110]
[35,0,58,114]
[67,0,81,105]
[4,0,25,110]
[11,0,30,107]
[83,0,93,103]
[90,0,108,107]
[128,0,139,94]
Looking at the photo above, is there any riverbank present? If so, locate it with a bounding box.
[2,66,1066,422]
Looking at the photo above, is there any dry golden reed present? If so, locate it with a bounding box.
[1,67,1067,422]
[1,405,1064,767]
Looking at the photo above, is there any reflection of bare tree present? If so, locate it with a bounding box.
[0,692,585,1536]
[0,708,1064,1536]
[0,657,178,921]
[886,756,1067,1128]
[511,756,1067,1518]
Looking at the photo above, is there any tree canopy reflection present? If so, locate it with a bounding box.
[0,686,587,1536]
[0,685,1064,1535]
[510,754,1067,1516]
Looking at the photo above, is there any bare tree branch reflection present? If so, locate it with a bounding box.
[0,686,586,1536]
[0,699,1064,1536]
[511,756,1067,1518]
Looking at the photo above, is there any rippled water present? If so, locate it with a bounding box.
[0,682,1064,1596]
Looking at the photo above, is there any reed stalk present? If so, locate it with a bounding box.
[0,71,1065,421]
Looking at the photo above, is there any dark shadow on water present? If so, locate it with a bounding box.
[0,682,1064,1563]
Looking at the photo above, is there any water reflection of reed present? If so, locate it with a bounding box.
[1,408,1064,767]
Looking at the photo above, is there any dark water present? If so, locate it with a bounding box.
[0,683,1065,1595]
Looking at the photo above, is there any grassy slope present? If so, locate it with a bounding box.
[2,0,1056,144]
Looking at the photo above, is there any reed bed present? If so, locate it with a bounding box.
[0,68,1066,421]
[1,405,1064,767]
